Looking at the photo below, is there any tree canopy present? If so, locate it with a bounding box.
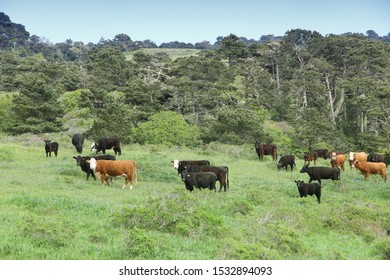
[0,13,389,153]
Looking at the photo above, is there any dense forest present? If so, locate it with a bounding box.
[0,12,389,154]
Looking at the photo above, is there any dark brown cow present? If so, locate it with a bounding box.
[314,149,329,159]
[255,141,277,161]
[44,140,59,157]
[367,153,385,164]
[303,151,318,166]
[184,165,229,192]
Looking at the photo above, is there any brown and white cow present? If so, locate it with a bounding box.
[88,158,136,189]
[353,160,387,181]
[330,152,346,171]
[349,152,367,169]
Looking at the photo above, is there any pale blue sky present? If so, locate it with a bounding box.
[2,0,389,44]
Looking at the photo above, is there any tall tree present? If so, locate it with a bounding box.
[7,73,63,134]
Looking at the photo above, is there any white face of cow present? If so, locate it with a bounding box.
[331,152,337,160]
[349,152,354,161]
[89,158,97,171]
[172,159,179,169]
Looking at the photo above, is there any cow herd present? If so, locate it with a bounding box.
[44,136,387,202]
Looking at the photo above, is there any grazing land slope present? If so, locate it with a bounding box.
[0,134,389,260]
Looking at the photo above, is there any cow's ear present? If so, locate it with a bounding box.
[86,160,90,163]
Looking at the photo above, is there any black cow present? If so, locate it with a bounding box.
[71,133,85,154]
[314,149,329,160]
[91,137,121,155]
[367,153,385,164]
[172,159,210,175]
[182,170,217,192]
[300,164,340,185]
[44,140,59,157]
[184,165,229,192]
[277,155,296,172]
[73,155,116,180]
[294,180,321,204]
[255,141,277,161]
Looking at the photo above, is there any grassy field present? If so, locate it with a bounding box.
[124,48,201,60]
[0,133,389,260]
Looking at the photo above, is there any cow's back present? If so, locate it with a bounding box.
[96,160,135,176]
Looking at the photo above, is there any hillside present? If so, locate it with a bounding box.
[124,48,201,60]
[0,133,389,260]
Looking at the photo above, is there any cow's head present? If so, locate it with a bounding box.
[294,180,304,188]
[331,152,337,160]
[171,159,179,170]
[73,156,82,165]
[349,152,355,161]
[300,164,309,173]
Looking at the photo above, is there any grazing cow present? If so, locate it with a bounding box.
[88,158,136,189]
[367,153,385,164]
[181,170,217,192]
[184,165,229,192]
[348,152,367,169]
[277,155,296,172]
[71,133,85,154]
[91,137,121,155]
[73,155,116,180]
[171,159,210,175]
[294,180,321,203]
[353,160,387,181]
[255,141,278,161]
[303,151,318,166]
[314,149,329,160]
[44,140,59,157]
[330,152,346,172]
[300,164,340,184]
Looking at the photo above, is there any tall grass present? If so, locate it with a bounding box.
[0,134,389,259]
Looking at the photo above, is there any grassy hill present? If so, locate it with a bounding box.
[125,48,201,60]
[0,133,389,260]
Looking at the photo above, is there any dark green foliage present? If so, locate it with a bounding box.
[203,107,270,144]
[6,73,63,134]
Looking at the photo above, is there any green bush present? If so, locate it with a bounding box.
[133,111,200,146]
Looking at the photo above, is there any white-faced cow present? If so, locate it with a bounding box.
[91,137,121,155]
[71,133,85,154]
[348,152,367,169]
[73,155,116,180]
[330,152,346,172]
[171,159,210,176]
[44,140,59,157]
[88,158,136,189]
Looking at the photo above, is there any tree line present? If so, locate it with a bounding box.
[0,12,389,154]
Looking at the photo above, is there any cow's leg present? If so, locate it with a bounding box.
[90,171,96,181]
[101,174,109,186]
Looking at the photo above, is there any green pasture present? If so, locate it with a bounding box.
[0,133,389,260]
